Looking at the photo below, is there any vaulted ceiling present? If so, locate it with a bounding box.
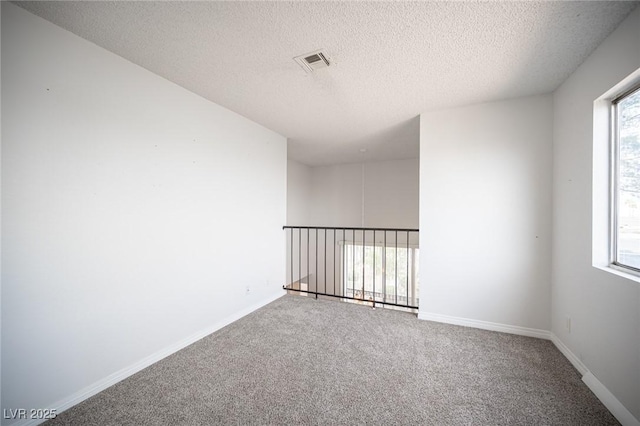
[15,1,639,165]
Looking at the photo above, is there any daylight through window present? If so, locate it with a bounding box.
[613,86,640,272]
[343,243,419,307]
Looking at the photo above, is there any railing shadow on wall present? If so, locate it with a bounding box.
[283,226,420,310]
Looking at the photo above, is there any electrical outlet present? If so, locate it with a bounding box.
[565,315,571,333]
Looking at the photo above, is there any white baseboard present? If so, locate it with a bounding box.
[10,297,638,426]
[582,372,640,426]
[549,333,588,376]
[417,311,552,340]
[418,312,639,426]
[12,291,285,426]
[551,336,639,426]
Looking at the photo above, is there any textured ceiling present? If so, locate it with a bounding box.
[15,1,639,166]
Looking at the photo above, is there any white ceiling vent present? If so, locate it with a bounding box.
[294,50,331,73]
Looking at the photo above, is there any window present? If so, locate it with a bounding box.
[343,242,419,307]
[612,85,640,272]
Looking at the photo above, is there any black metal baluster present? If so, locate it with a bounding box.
[373,230,376,309]
[290,228,293,288]
[352,229,356,299]
[324,228,327,295]
[395,230,398,305]
[362,229,365,301]
[315,228,318,299]
[342,229,346,298]
[412,231,416,307]
[383,230,387,304]
[407,231,409,306]
[333,228,338,296]
[307,228,310,295]
[298,228,301,291]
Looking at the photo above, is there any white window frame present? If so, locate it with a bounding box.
[592,68,640,283]
[610,84,640,275]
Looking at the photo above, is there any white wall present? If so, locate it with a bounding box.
[309,162,363,227]
[419,94,553,331]
[286,159,312,226]
[552,7,640,422]
[309,158,419,228]
[1,3,286,422]
[284,158,419,295]
[363,159,420,229]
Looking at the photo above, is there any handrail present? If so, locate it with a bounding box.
[283,225,419,232]
[283,225,420,310]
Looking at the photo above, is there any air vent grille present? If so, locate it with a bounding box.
[294,50,331,73]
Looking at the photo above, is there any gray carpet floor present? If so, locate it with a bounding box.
[46,294,618,425]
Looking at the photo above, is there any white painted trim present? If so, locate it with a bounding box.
[583,372,640,426]
[13,291,286,426]
[11,299,638,426]
[417,311,552,340]
[593,264,640,284]
[417,314,639,425]
[549,333,588,376]
[550,334,640,425]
